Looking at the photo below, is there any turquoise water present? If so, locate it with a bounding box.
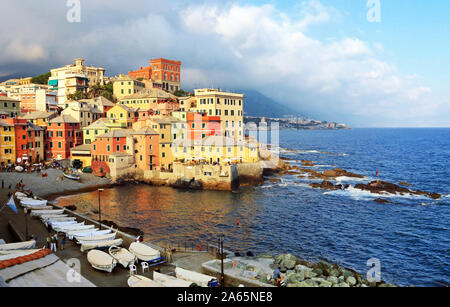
[57,128,450,286]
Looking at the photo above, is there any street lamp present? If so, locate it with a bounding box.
[98,189,104,230]
[219,234,225,287]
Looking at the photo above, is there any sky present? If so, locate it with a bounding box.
[0,0,449,127]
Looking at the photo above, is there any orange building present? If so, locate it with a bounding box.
[128,58,181,93]
[46,115,83,160]
[3,118,45,163]
[91,129,132,176]
[131,127,160,171]
[186,113,221,141]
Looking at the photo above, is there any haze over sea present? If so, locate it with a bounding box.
[56,128,450,286]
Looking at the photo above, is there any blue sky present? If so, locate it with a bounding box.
[0,0,449,127]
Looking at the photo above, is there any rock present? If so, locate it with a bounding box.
[374,198,391,204]
[327,276,339,285]
[295,264,313,273]
[329,268,341,277]
[355,180,441,200]
[257,253,274,259]
[334,282,350,288]
[341,269,355,279]
[301,160,315,167]
[346,276,357,286]
[338,276,345,283]
[398,182,412,186]
[65,205,77,211]
[313,268,324,276]
[284,260,296,270]
[287,272,305,283]
[304,271,318,279]
[310,181,342,191]
[317,260,333,273]
[319,280,333,287]
[286,270,295,276]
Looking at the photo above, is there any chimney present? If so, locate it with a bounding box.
[75,58,84,67]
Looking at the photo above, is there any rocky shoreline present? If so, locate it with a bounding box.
[271,157,442,200]
[256,253,396,287]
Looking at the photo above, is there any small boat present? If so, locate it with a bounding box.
[87,250,117,273]
[43,217,76,223]
[23,205,53,210]
[0,240,36,251]
[51,221,82,228]
[63,169,80,181]
[15,192,28,198]
[72,229,111,239]
[56,224,94,233]
[175,267,218,287]
[129,242,160,261]
[15,166,24,173]
[127,275,164,287]
[68,229,109,240]
[80,238,123,252]
[31,209,64,217]
[153,272,194,287]
[76,233,117,245]
[40,214,69,220]
[20,199,48,206]
[108,246,136,268]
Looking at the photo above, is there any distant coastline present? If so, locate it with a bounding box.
[244,116,350,130]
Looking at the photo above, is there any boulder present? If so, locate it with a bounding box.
[287,272,305,283]
[329,268,341,277]
[346,276,357,286]
[295,264,313,273]
[374,198,391,204]
[327,276,339,285]
[304,271,318,279]
[284,260,296,270]
[334,282,350,288]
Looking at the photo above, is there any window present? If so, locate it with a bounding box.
[107,145,110,151]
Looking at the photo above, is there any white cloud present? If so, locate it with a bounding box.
[0,0,447,127]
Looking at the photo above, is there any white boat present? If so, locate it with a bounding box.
[31,209,64,217]
[80,238,123,252]
[40,214,69,220]
[15,192,28,199]
[87,250,117,273]
[129,242,160,261]
[22,205,53,210]
[127,275,164,287]
[0,240,36,251]
[20,199,48,206]
[71,229,111,239]
[15,166,24,172]
[76,233,117,245]
[56,224,94,233]
[175,267,217,287]
[44,217,77,223]
[51,221,82,228]
[153,272,194,287]
[108,246,136,268]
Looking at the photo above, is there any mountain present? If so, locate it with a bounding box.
[239,89,301,118]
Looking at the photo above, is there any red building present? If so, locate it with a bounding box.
[186,113,221,140]
[129,58,181,92]
[46,115,82,160]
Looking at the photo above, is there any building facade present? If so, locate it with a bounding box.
[46,115,83,160]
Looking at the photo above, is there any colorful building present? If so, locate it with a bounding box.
[0,96,20,118]
[46,115,83,160]
[129,58,181,93]
[118,89,179,116]
[186,112,221,140]
[61,100,103,128]
[192,89,244,141]
[113,75,146,100]
[131,127,160,171]
[0,119,15,165]
[91,129,133,176]
[106,105,138,128]
[82,118,128,145]
[21,111,58,127]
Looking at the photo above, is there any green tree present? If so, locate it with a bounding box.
[173,89,192,97]
[31,72,51,85]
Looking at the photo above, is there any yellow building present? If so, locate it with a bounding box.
[173,135,258,165]
[82,118,127,145]
[145,117,175,171]
[178,96,196,112]
[106,105,138,128]
[118,89,176,110]
[70,144,92,168]
[0,119,15,166]
[191,89,244,141]
[113,75,146,100]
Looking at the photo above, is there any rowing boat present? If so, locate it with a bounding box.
[127,275,164,287]
[0,240,36,251]
[108,246,136,268]
[153,272,194,287]
[129,242,160,261]
[80,238,123,252]
[76,233,117,245]
[31,209,64,217]
[87,250,117,273]
[175,267,217,287]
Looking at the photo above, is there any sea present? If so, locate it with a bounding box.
[55,128,450,286]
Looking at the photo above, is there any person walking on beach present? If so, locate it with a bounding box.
[60,233,66,250]
[50,233,57,252]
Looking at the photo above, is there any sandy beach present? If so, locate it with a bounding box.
[0,169,112,199]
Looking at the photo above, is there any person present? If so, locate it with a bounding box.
[60,233,66,250]
[273,267,281,286]
[53,233,59,250]
[50,233,57,252]
[46,236,51,249]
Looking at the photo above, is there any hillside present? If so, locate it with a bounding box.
[239,89,301,118]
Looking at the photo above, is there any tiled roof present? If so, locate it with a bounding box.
[97,129,132,138]
[132,127,159,135]
[50,115,79,124]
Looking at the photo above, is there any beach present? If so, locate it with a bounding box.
[0,169,112,199]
